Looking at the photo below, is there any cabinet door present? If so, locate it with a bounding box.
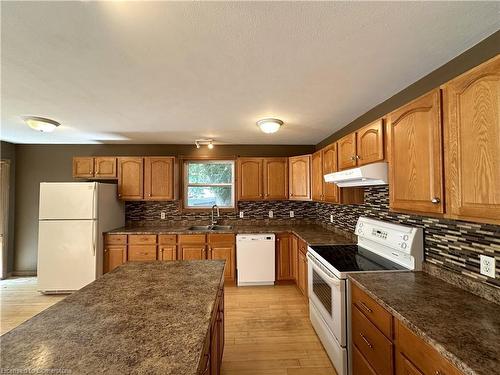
[103,245,126,273]
[210,318,219,375]
[298,251,308,296]
[128,245,157,261]
[210,245,235,281]
[144,157,175,201]
[290,235,298,281]
[237,158,263,200]
[276,233,292,280]
[353,344,377,375]
[72,157,94,178]
[338,133,357,170]
[443,55,500,224]
[311,151,323,201]
[118,157,144,200]
[322,144,340,203]
[263,158,288,200]
[357,119,384,166]
[159,245,177,261]
[288,155,311,200]
[387,89,444,214]
[94,157,117,179]
[180,245,206,260]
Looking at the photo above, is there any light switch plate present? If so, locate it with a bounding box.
[330,214,334,223]
[289,211,294,218]
[269,210,273,218]
[239,211,244,219]
[160,211,166,220]
[480,255,496,278]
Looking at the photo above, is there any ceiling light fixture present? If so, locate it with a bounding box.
[24,116,60,133]
[257,118,283,134]
[195,139,215,149]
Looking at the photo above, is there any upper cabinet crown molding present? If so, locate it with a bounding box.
[442,55,500,224]
[387,89,444,214]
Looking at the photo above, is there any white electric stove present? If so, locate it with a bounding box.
[307,216,423,375]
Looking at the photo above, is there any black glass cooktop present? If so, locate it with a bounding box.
[309,244,406,272]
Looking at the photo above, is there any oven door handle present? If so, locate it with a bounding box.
[307,253,341,286]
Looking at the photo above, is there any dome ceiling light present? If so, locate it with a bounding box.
[24,116,61,133]
[257,118,283,134]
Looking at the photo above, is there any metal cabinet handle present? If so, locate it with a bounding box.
[431,197,441,204]
[434,371,444,375]
[359,333,373,349]
[359,301,373,313]
[350,156,356,161]
[355,155,360,159]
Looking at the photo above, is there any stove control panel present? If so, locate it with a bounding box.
[355,216,424,270]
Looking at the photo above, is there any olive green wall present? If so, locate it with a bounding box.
[13,144,314,273]
[1,141,16,274]
[316,30,500,149]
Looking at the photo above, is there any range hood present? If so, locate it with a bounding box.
[324,162,388,187]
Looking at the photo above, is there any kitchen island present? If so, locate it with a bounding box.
[1,261,225,375]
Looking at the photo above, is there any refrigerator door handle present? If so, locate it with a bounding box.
[92,221,96,256]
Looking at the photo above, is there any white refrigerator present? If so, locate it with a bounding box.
[37,182,124,294]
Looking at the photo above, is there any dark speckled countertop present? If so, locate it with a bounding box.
[1,261,225,375]
[107,223,356,246]
[349,272,500,375]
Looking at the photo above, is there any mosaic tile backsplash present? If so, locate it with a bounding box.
[126,186,500,288]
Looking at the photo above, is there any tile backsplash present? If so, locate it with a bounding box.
[126,186,500,288]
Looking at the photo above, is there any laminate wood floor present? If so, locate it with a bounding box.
[1,278,336,375]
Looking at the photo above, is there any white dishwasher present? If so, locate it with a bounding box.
[236,234,275,286]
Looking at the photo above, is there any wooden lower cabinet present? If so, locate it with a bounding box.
[198,285,225,375]
[159,245,177,261]
[128,245,157,261]
[290,235,299,281]
[103,245,127,273]
[179,234,207,260]
[297,250,308,297]
[351,282,464,375]
[208,234,235,282]
[276,233,293,280]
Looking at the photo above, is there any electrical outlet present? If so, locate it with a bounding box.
[480,255,496,278]
[289,211,295,218]
[239,211,244,219]
[160,211,166,220]
[268,210,273,219]
[330,214,334,223]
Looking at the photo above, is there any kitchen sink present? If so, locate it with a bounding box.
[187,225,233,231]
[188,225,212,231]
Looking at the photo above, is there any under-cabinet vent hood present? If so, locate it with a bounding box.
[324,162,388,187]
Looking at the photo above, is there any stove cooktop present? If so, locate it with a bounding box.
[309,244,407,273]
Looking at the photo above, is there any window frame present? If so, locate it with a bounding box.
[182,158,236,210]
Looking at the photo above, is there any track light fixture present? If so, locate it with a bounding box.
[195,139,215,149]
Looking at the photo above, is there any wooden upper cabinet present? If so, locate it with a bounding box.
[387,89,444,214]
[311,151,324,201]
[338,133,357,170]
[117,157,144,200]
[263,158,288,200]
[144,157,176,201]
[442,55,500,224]
[356,119,384,166]
[237,158,263,200]
[322,143,340,203]
[73,157,94,178]
[288,155,311,201]
[94,157,117,179]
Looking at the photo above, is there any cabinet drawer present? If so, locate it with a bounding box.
[104,234,127,245]
[351,282,393,338]
[396,320,462,375]
[352,344,377,375]
[179,234,206,244]
[128,245,157,261]
[129,234,157,245]
[207,233,235,245]
[352,305,393,375]
[158,234,177,245]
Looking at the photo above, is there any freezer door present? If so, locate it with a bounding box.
[37,220,97,293]
[39,182,97,220]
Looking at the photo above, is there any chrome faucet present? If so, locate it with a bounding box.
[211,204,220,226]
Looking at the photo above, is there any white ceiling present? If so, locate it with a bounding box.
[1,1,499,145]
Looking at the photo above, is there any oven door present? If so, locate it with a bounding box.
[307,252,346,346]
